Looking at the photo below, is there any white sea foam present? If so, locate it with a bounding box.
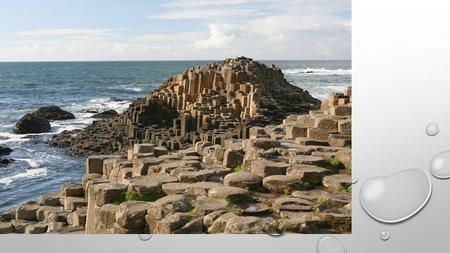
[0,168,47,186]
[14,158,40,168]
[283,68,351,76]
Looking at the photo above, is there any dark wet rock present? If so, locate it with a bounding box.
[14,113,51,134]
[91,110,119,119]
[108,97,125,102]
[0,158,14,167]
[0,146,13,156]
[33,106,75,120]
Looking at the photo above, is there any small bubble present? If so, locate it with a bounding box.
[316,236,346,253]
[138,234,152,241]
[430,151,450,179]
[359,168,432,223]
[425,123,439,136]
[352,175,358,184]
[267,225,284,237]
[380,231,390,241]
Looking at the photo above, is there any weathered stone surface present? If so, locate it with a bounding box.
[0,222,13,234]
[47,210,71,223]
[87,155,120,175]
[15,204,40,221]
[93,204,120,233]
[186,182,223,196]
[60,183,84,198]
[272,197,313,213]
[251,159,290,177]
[203,210,227,230]
[14,113,50,134]
[128,177,161,195]
[328,134,351,147]
[223,172,262,189]
[208,212,239,234]
[94,183,128,206]
[11,219,36,233]
[132,157,162,177]
[193,196,228,216]
[289,155,327,166]
[291,190,330,202]
[147,195,190,220]
[25,222,49,234]
[334,149,351,168]
[242,203,270,216]
[208,186,249,199]
[92,109,118,118]
[38,192,61,206]
[151,213,201,234]
[224,216,270,234]
[33,106,75,120]
[67,207,87,227]
[115,201,151,230]
[323,174,351,190]
[252,138,280,150]
[262,175,297,193]
[64,197,87,211]
[286,165,330,185]
[162,182,191,195]
[223,149,244,169]
[36,206,64,222]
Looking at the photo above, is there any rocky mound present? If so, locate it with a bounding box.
[91,110,118,119]
[0,87,351,234]
[51,57,320,156]
[14,113,51,134]
[33,106,75,121]
[14,106,75,134]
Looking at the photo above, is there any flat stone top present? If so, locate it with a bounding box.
[118,200,152,212]
[208,186,249,198]
[224,172,262,183]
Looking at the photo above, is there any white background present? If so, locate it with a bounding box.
[2,0,450,252]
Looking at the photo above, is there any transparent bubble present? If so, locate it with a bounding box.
[425,123,439,136]
[380,231,390,241]
[138,234,152,241]
[430,151,450,179]
[359,168,432,223]
[352,175,358,184]
[316,236,346,253]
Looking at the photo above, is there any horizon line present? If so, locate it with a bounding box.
[0,59,352,63]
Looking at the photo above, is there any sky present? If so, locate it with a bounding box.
[0,0,351,61]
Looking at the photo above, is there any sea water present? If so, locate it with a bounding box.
[0,60,351,212]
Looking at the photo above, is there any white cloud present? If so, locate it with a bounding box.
[194,24,237,49]
[147,8,265,20]
[16,28,116,37]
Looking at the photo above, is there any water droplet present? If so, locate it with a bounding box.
[430,151,450,179]
[138,234,152,241]
[359,168,432,223]
[425,123,439,136]
[352,175,358,184]
[316,236,346,253]
[380,231,390,241]
[267,224,284,237]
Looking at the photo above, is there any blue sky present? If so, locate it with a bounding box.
[0,0,351,61]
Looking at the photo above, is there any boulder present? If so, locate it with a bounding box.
[289,155,327,166]
[60,183,84,198]
[91,110,118,118]
[251,138,281,150]
[33,106,75,120]
[11,219,36,233]
[186,182,223,196]
[152,213,201,234]
[36,206,63,222]
[223,172,262,189]
[14,113,50,134]
[208,212,239,234]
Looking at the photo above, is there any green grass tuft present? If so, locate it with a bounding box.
[328,159,343,169]
[233,165,243,173]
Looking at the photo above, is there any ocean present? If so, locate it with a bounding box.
[0,60,351,212]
